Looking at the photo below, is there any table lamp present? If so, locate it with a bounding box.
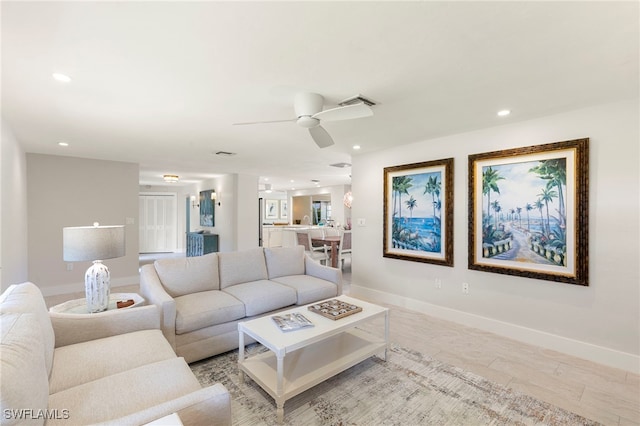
[63,223,126,313]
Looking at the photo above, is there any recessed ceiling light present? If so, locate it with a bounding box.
[57,141,69,147]
[353,145,361,150]
[52,73,72,83]
[497,109,511,117]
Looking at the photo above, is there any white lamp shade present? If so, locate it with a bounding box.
[63,225,125,261]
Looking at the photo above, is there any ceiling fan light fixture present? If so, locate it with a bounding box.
[296,116,320,128]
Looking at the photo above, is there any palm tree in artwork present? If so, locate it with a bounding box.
[405,196,417,223]
[534,198,545,235]
[530,159,566,229]
[516,206,522,227]
[423,176,441,223]
[525,203,533,231]
[433,199,442,222]
[538,186,558,237]
[491,200,501,229]
[482,166,504,226]
[393,176,413,220]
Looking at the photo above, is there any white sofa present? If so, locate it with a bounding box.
[0,282,231,426]
[140,246,342,363]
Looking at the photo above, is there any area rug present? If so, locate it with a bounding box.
[190,343,600,425]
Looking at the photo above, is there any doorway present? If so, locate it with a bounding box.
[139,193,178,253]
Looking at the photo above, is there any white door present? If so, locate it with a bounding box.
[139,193,177,253]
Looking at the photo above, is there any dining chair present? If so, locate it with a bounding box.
[323,227,340,237]
[338,230,352,269]
[295,231,328,265]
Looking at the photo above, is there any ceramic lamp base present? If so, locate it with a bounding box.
[85,260,110,313]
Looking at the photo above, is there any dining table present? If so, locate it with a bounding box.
[310,235,341,268]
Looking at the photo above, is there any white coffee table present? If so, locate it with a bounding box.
[238,295,389,423]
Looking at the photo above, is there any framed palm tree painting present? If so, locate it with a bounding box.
[468,138,589,285]
[383,158,454,266]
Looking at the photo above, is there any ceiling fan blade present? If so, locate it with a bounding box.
[233,118,295,126]
[312,102,373,122]
[309,126,334,148]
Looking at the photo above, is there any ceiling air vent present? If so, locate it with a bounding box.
[338,94,376,107]
[330,162,352,168]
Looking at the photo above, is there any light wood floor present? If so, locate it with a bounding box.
[45,259,639,426]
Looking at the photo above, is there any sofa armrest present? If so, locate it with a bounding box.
[51,304,160,348]
[305,254,343,295]
[140,263,178,349]
[93,384,231,426]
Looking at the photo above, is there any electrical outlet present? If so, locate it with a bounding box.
[435,278,442,289]
[357,218,366,227]
[462,282,469,294]
[66,263,74,271]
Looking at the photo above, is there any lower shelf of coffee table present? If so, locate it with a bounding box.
[239,328,386,401]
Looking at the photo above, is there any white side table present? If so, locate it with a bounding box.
[49,293,145,314]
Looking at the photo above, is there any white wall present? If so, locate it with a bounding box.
[236,174,259,250]
[26,154,140,296]
[351,99,639,372]
[1,119,29,291]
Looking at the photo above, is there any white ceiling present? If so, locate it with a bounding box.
[2,1,637,191]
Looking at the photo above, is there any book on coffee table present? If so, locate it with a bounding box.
[271,313,314,332]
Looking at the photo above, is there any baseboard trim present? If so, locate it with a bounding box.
[38,275,140,297]
[350,284,640,374]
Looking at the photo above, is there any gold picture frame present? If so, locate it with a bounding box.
[468,138,589,285]
[383,158,454,266]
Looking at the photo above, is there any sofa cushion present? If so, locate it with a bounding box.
[0,283,55,377]
[222,280,296,316]
[175,291,246,335]
[154,253,219,297]
[47,357,201,426]
[271,275,339,305]
[0,313,49,426]
[264,246,305,279]
[49,329,177,394]
[218,248,268,289]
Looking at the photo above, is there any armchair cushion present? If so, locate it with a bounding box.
[222,280,296,316]
[47,358,201,426]
[264,246,305,279]
[218,248,268,289]
[175,291,245,334]
[49,329,177,394]
[154,253,219,297]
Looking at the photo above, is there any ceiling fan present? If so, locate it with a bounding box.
[233,92,374,148]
